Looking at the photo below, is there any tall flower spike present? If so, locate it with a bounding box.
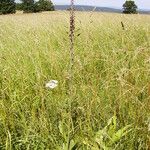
[69,0,75,94]
[69,0,75,73]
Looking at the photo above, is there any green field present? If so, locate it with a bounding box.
[0,12,150,149]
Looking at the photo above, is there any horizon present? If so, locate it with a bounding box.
[52,0,150,10]
[15,0,150,10]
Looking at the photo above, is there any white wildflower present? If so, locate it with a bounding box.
[45,80,58,89]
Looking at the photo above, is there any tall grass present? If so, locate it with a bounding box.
[0,12,150,149]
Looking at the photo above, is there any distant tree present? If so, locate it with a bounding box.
[34,2,41,12]
[123,0,138,14]
[21,0,39,13]
[36,0,54,11]
[21,0,54,13]
[16,3,23,11]
[0,0,16,15]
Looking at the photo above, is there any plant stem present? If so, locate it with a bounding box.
[69,0,75,96]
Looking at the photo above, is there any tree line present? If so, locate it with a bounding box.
[0,0,54,14]
[0,0,138,15]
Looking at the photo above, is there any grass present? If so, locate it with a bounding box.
[0,11,150,149]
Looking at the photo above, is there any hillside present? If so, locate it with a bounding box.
[55,5,150,14]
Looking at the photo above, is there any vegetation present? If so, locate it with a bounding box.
[0,0,16,14]
[21,0,35,13]
[123,0,138,14]
[16,3,23,11]
[21,0,54,13]
[36,0,54,11]
[0,12,150,149]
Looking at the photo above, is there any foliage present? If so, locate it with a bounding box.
[123,0,138,14]
[86,116,132,149]
[21,0,54,13]
[0,0,16,15]
[21,0,37,13]
[16,3,23,10]
[36,0,54,11]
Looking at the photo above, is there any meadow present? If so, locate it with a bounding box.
[0,11,150,149]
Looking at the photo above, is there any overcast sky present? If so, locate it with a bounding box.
[15,0,150,9]
[52,0,150,9]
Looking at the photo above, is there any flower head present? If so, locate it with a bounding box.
[45,80,58,89]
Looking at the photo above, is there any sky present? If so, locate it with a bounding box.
[52,0,150,10]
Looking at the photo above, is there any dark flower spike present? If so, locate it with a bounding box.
[69,0,75,72]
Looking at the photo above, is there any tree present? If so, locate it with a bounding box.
[36,0,54,11]
[16,3,23,11]
[0,0,16,15]
[21,0,54,13]
[123,0,138,14]
[21,0,38,13]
